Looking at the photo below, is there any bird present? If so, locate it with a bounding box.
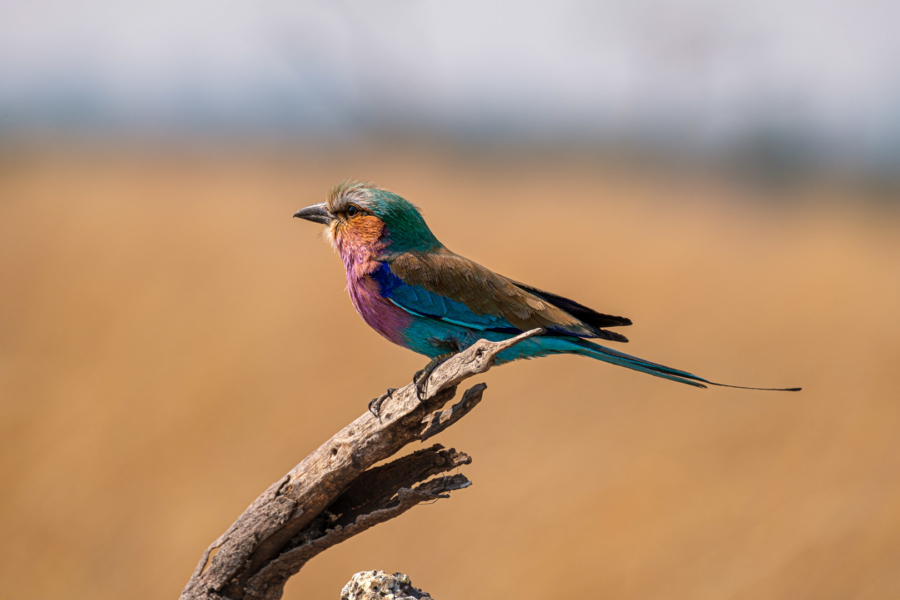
[294,181,800,416]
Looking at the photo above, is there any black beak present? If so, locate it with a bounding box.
[293,202,334,225]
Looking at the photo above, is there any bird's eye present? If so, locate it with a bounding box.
[346,205,360,217]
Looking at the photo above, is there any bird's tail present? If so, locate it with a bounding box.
[539,336,801,391]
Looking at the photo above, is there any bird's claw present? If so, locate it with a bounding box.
[413,371,428,402]
[368,387,397,420]
[413,354,453,401]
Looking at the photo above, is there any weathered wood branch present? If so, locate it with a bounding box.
[180,329,545,600]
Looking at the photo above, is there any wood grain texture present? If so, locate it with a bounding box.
[180,329,545,600]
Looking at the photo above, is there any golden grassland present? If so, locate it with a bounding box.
[1,146,899,599]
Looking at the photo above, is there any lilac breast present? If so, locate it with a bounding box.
[338,237,411,348]
[346,272,412,347]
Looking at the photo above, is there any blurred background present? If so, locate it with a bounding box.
[2,1,899,599]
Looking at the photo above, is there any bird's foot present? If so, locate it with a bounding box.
[413,353,455,401]
[368,387,397,420]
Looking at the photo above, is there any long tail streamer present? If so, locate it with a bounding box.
[571,338,801,392]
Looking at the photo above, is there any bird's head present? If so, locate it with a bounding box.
[294,181,441,256]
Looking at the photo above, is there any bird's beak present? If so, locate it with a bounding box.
[293,202,334,225]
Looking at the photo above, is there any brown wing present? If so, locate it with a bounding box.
[509,281,632,329]
[388,249,629,343]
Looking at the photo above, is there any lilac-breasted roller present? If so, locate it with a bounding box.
[294,181,799,414]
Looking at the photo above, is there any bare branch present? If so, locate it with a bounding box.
[180,329,544,600]
[420,383,486,441]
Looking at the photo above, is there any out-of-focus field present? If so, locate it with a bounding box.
[1,145,899,600]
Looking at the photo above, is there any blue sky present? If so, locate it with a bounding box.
[2,0,899,168]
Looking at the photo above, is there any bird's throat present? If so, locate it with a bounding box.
[338,239,410,347]
[336,236,385,280]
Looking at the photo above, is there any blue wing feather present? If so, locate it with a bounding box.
[372,262,520,333]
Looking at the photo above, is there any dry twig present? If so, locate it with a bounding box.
[180,329,545,600]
